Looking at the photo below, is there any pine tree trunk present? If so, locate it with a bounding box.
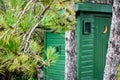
[65,3,76,80]
[104,0,120,80]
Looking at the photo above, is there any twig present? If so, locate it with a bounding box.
[38,1,53,20]
[40,2,45,10]
[23,23,39,53]
[13,0,33,27]
[30,0,37,16]
[24,40,30,53]
[34,29,43,40]
[44,28,57,32]
[23,1,54,53]
[36,26,57,32]
[19,31,29,51]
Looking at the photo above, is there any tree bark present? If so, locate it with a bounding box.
[65,3,76,80]
[65,30,76,80]
[104,0,120,80]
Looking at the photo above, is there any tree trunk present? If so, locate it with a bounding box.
[104,0,120,80]
[65,3,76,80]
[65,30,76,80]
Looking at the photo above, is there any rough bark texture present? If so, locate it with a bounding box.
[104,0,120,80]
[65,30,76,80]
[65,3,76,80]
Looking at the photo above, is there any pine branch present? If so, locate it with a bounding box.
[19,0,55,53]
[30,0,37,16]
[13,0,33,28]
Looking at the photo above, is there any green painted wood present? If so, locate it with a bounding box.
[46,33,65,39]
[94,15,111,80]
[44,32,65,80]
[45,74,64,80]
[76,13,82,80]
[76,13,111,80]
[75,3,112,13]
[77,14,95,80]
[47,39,65,44]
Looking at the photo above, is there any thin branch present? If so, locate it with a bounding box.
[27,2,53,42]
[19,0,54,53]
[19,33,28,51]
[30,0,37,16]
[24,40,30,53]
[40,2,45,10]
[13,0,33,27]
[20,0,54,53]
[38,1,54,20]
[34,29,43,40]
[37,26,57,32]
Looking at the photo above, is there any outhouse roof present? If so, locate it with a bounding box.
[75,3,112,13]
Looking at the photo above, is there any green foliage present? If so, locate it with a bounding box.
[9,0,26,9]
[20,12,36,31]
[5,10,18,28]
[41,11,75,33]
[0,29,21,52]
[30,40,40,53]
[45,47,58,66]
[0,47,58,80]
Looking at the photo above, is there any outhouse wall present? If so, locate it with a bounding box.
[44,3,112,80]
[44,32,65,80]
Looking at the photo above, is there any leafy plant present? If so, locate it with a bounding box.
[45,47,58,67]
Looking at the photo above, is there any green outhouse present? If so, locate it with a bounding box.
[44,3,112,80]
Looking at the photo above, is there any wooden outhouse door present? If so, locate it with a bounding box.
[94,15,111,80]
[76,13,111,80]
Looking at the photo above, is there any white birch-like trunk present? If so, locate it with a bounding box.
[65,3,76,80]
[104,0,120,80]
[65,30,76,80]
